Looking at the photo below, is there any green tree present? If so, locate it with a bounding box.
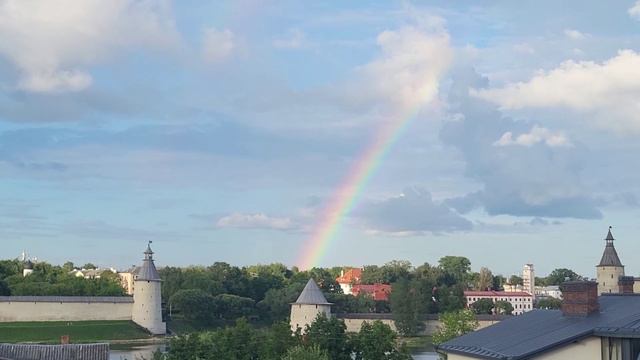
[214,294,255,320]
[82,263,97,270]
[169,289,216,325]
[353,321,412,360]
[62,261,75,271]
[438,256,471,283]
[305,314,352,360]
[476,267,493,290]
[494,300,513,315]
[390,278,430,336]
[536,297,562,309]
[432,309,479,345]
[470,298,494,314]
[281,345,328,360]
[508,275,523,285]
[546,268,582,285]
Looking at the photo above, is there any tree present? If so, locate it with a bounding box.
[470,298,494,314]
[390,278,427,336]
[477,267,493,290]
[82,263,97,270]
[536,297,562,309]
[214,294,255,320]
[62,261,75,271]
[494,300,513,315]
[305,314,352,360]
[508,275,523,285]
[546,268,582,285]
[169,289,216,325]
[432,309,479,345]
[353,321,412,360]
[281,345,328,360]
[438,256,471,283]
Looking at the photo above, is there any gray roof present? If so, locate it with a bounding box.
[437,295,640,360]
[598,229,623,267]
[0,343,109,360]
[136,242,161,281]
[0,296,133,303]
[293,279,332,305]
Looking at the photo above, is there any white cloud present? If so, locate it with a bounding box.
[216,213,295,231]
[629,1,640,19]
[202,27,235,63]
[564,29,586,40]
[493,126,572,147]
[472,50,640,133]
[0,0,178,93]
[273,29,308,49]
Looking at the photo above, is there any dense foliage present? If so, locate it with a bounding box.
[0,260,124,296]
[167,316,410,360]
[432,309,479,345]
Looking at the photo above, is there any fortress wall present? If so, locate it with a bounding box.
[0,297,133,322]
[338,314,504,334]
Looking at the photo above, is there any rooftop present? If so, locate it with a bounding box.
[293,279,332,305]
[336,268,362,284]
[598,228,623,267]
[464,291,533,297]
[0,343,109,360]
[437,294,640,360]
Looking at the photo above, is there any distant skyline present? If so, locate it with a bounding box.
[2,1,640,277]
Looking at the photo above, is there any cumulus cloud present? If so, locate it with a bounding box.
[216,213,296,231]
[0,0,178,93]
[202,27,235,63]
[564,29,586,40]
[493,126,572,147]
[471,50,640,133]
[353,188,472,234]
[629,1,640,19]
[442,67,602,219]
[273,29,308,49]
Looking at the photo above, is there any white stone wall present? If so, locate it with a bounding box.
[132,280,166,335]
[0,301,132,322]
[597,266,625,294]
[341,317,501,334]
[290,304,331,333]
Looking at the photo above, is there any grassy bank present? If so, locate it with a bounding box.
[0,321,152,344]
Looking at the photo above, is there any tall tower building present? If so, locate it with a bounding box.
[522,264,535,295]
[596,227,625,294]
[290,278,332,333]
[131,242,166,335]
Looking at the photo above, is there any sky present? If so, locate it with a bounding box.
[2,0,640,278]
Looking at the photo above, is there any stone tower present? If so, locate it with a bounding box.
[132,242,166,335]
[522,264,535,296]
[290,278,332,333]
[596,227,625,294]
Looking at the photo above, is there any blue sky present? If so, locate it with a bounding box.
[2,0,640,278]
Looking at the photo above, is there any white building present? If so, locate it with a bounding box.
[290,278,332,333]
[131,242,166,335]
[534,285,562,299]
[523,264,535,295]
[464,291,534,315]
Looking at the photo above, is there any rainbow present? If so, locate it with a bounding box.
[296,106,424,270]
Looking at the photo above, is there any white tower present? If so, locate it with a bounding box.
[290,278,332,333]
[22,259,34,277]
[132,242,166,335]
[522,264,534,295]
[596,227,625,294]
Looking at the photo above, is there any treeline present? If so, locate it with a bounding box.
[0,260,124,296]
[166,315,411,360]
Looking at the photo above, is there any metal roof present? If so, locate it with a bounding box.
[0,296,133,303]
[136,242,161,281]
[437,295,640,360]
[0,343,109,360]
[598,228,623,267]
[293,279,332,305]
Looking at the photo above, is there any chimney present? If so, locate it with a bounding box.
[618,276,634,294]
[560,281,599,316]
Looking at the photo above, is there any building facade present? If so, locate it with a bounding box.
[523,264,535,295]
[464,291,533,315]
[336,268,362,295]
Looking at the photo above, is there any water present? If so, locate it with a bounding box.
[109,343,166,360]
[411,352,439,359]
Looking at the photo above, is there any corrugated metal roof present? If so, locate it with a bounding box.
[0,296,133,303]
[437,295,640,360]
[293,279,332,305]
[0,343,109,360]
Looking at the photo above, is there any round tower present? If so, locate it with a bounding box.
[132,241,166,335]
[290,278,332,333]
[596,227,625,294]
[22,259,34,277]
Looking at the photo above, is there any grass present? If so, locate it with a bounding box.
[400,336,434,352]
[0,321,152,344]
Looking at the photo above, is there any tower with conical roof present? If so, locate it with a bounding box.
[596,227,625,294]
[131,241,166,335]
[290,278,332,333]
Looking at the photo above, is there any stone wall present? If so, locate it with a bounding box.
[336,313,506,335]
[0,296,133,322]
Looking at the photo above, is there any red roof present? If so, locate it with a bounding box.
[464,291,532,297]
[352,284,392,301]
[336,268,362,284]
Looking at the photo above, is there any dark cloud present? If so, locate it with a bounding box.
[440,67,602,219]
[353,187,472,233]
